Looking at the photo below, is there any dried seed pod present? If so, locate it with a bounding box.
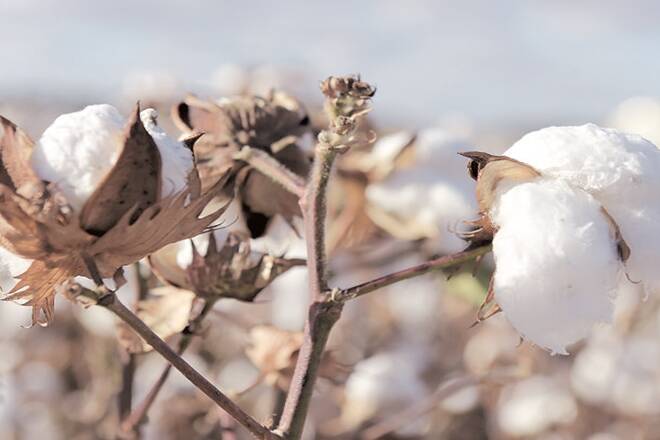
[150,232,304,302]
[172,92,310,224]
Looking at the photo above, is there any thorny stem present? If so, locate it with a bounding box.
[332,245,492,303]
[69,278,277,440]
[234,146,306,198]
[120,298,218,434]
[276,144,342,439]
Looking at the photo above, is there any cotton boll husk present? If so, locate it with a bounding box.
[497,375,577,437]
[366,128,477,253]
[492,179,621,354]
[140,109,194,197]
[504,124,660,294]
[31,104,125,211]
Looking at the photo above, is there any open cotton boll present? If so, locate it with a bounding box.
[31,104,125,211]
[503,124,660,295]
[140,109,194,196]
[491,179,621,354]
[31,105,195,213]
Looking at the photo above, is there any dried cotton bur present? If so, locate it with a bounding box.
[0,104,230,326]
[461,124,660,354]
[172,91,311,225]
[150,232,305,303]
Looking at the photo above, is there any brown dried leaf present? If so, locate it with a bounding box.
[0,185,50,258]
[0,115,44,193]
[80,104,161,235]
[245,325,304,388]
[245,325,347,390]
[241,170,301,221]
[1,257,82,326]
[117,286,196,353]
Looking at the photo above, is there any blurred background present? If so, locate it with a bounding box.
[2,1,660,439]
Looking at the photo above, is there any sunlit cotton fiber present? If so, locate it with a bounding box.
[491,179,622,354]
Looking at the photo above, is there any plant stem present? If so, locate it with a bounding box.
[275,145,342,439]
[118,264,149,429]
[120,298,218,434]
[332,244,492,302]
[70,284,278,440]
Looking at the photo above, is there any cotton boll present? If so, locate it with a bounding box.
[492,179,621,354]
[497,376,577,437]
[140,109,194,197]
[31,104,125,210]
[503,124,660,293]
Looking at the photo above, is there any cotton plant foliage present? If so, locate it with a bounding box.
[0,104,230,325]
[462,124,660,354]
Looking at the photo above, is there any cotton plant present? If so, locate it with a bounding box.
[462,123,660,354]
[0,104,229,325]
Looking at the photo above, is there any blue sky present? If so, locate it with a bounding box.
[2,0,660,127]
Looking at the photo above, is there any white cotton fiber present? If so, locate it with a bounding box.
[491,179,621,354]
[31,104,125,210]
[504,124,660,294]
[31,105,194,212]
[140,109,194,197]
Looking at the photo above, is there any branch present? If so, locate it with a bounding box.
[276,76,375,440]
[117,263,149,430]
[120,298,218,434]
[67,283,278,440]
[276,143,342,439]
[332,244,492,302]
[234,146,306,198]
